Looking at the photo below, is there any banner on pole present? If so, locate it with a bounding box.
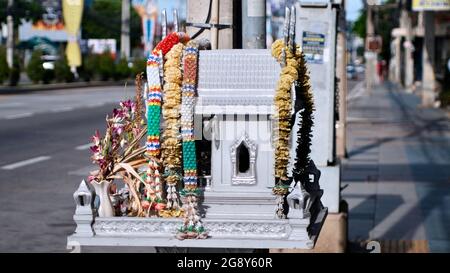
[133,0,158,55]
[63,0,84,67]
[412,0,450,11]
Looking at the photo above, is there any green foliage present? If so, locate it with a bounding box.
[131,58,147,79]
[351,0,399,62]
[98,53,115,81]
[352,9,366,39]
[356,46,365,57]
[81,54,99,82]
[114,57,131,80]
[42,66,54,84]
[26,50,45,84]
[54,56,74,83]
[0,46,10,84]
[0,0,44,25]
[82,0,142,49]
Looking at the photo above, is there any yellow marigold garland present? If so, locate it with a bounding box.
[161,43,184,211]
[271,39,302,218]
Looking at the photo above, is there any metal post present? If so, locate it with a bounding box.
[161,9,167,40]
[120,0,131,59]
[173,9,179,32]
[6,0,14,68]
[241,0,266,49]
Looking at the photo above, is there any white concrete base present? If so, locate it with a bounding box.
[202,191,278,220]
[67,208,327,250]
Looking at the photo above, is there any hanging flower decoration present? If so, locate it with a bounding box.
[145,32,190,217]
[271,39,300,218]
[293,52,315,181]
[161,42,184,212]
[177,41,207,239]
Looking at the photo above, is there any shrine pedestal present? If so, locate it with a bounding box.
[202,191,278,220]
[67,180,327,250]
[68,207,327,250]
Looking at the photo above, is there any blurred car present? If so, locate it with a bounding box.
[347,65,357,80]
[355,64,365,73]
[41,55,59,70]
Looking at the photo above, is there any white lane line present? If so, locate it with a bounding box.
[1,156,51,170]
[75,143,92,151]
[68,165,97,176]
[86,102,106,108]
[4,112,33,120]
[51,106,74,113]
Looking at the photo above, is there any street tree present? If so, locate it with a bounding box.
[352,0,399,62]
[82,0,143,50]
[0,0,43,25]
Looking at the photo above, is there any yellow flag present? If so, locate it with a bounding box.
[66,41,82,67]
[63,0,84,67]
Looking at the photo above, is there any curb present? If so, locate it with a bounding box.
[0,80,136,95]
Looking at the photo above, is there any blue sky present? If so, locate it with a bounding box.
[346,0,364,22]
[154,0,186,19]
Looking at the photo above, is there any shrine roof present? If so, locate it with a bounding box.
[195,49,280,115]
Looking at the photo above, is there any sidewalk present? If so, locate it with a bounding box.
[343,82,450,253]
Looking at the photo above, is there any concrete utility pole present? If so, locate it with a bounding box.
[336,0,347,158]
[241,0,266,49]
[6,0,14,68]
[392,30,402,83]
[186,0,234,49]
[121,0,131,59]
[421,11,436,107]
[210,0,220,49]
[365,3,376,93]
[401,8,414,90]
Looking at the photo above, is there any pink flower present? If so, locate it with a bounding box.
[141,200,150,209]
[92,130,101,144]
[155,203,166,211]
[90,145,100,153]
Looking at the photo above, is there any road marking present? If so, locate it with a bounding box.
[68,165,97,176]
[51,106,74,113]
[86,102,106,108]
[1,156,51,170]
[0,102,25,108]
[4,112,33,119]
[75,143,92,150]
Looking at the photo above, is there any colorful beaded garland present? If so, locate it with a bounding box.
[178,41,206,238]
[145,33,189,212]
[146,53,163,157]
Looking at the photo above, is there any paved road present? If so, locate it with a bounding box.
[0,86,135,252]
[343,81,450,253]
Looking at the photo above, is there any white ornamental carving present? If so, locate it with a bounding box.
[93,219,289,239]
